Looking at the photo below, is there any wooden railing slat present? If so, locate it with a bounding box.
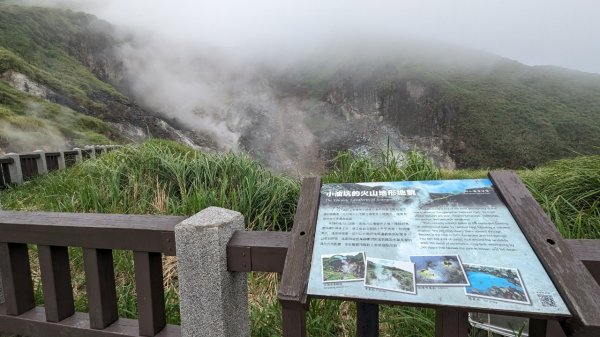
[134,252,166,336]
[281,308,307,337]
[83,248,118,329]
[435,309,469,337]
[38,245,75,322]
[529,319,548,337]
[45,155,60,172]
[0,242,35,315]
[227,230,290,273]
[356,302,379,337]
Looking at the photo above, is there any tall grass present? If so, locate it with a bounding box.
[1,140,599,336]
[324,146,440,183]
[520,155,600,239]
[1,140,300,231]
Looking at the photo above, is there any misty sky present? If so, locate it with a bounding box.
[36,0,600,74]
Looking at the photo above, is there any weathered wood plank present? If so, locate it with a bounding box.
[227,230,290,273]
[134,252,166,336]
[83,249,118,329]
[279,177,321,337]
[356,302,379,337]
[0,242,35,315]
[20,157,39,180]
[0,211,183,255]
[567,239,600,262]
[45,155,60,172]
[0,307,181,337]
[548,320,568,337]
[38,245,75,322]
[278,176,321,306]
[18,154,41,159]
[0,162,11,187]
[567,239,600,286]
[435,309,469,337]
[282,308,307,337]
[489,171,600,337]
[529,319,548,337]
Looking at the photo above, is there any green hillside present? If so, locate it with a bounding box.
[444,64,600,168]
[288,52,600,169]
[2,4,600,168]
[0,4,126,151]
[1,140,598,336]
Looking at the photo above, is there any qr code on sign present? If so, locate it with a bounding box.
[538,293,557,307]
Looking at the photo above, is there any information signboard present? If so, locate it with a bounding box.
[307,179,570,317]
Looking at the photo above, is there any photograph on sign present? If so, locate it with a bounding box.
[464,264,530,305]
[321,252,366,283]
[410,255,470,286]
[364,257,416,294]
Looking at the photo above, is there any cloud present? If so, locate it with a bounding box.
[31,0,600,73]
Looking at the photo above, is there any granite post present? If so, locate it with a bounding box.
[175,207,250,337]
[33,150,48,175]
[5,153,23,184]
[57,152,66,170]
[72,148,83,162]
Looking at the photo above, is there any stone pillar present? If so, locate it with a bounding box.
[33,150,48,175]
[175,207,250,337]
[72,148,83,162]
[5,153,23,184]
[57,152,66,170]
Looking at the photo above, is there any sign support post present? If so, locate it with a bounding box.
[278,177,322,337]
[489,171,600,337]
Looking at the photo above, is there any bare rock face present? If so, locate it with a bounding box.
[1,71,54,98]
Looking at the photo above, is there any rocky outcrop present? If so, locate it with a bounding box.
[2,71,54,99]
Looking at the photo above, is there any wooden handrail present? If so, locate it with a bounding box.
[0,211,184,255]
[1,210,599,337]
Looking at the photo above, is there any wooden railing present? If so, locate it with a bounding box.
[1,209,599,336]
[0,211,184,337]
[0,145,119,188]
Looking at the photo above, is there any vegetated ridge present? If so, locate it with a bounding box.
[0,4,208,153]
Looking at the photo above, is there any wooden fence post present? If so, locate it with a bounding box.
[175,207,250,337]
[278,177,321,337]
[0,267,4,310]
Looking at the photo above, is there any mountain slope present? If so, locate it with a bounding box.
[2,4,600,169]
[268,50,600,168]
[0,5,204,153]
